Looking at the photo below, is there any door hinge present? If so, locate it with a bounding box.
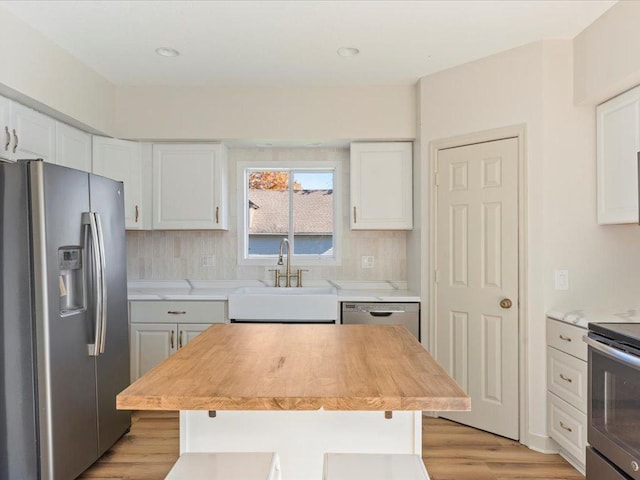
[434,269,439,283]
[434,172,439,186]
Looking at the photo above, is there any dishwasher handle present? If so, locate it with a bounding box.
[369,311,394,317]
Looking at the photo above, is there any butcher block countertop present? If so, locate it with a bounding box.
[117,324,470,412]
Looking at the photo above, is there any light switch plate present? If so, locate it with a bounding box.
[554,269,569,290]
[361,256,375,269]
[201,255,216,267]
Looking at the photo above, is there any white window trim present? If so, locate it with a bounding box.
[237,159,342,266]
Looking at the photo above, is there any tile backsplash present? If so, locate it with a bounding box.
[126,147,407,282]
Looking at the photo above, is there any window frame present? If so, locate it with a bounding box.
[237,159,342,266]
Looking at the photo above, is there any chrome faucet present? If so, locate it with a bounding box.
[277,238,292,287]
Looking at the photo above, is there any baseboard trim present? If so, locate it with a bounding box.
[527,433,559,454]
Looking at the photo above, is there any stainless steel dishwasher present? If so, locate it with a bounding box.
[341,302,420,341]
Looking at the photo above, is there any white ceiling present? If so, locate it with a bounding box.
[0,0,616,87]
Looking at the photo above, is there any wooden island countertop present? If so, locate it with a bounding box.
[117,324,470,412]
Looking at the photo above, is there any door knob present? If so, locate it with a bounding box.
[500,298,513,309]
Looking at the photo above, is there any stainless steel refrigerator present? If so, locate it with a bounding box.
[0,159,131,480]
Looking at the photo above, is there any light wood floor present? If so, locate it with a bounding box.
[78,412,584,480]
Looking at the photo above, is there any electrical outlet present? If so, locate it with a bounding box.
[361,256,375,269]
[554,269,569,290]
[201,255,216,267]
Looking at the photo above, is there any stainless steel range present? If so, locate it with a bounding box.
[585,323,640,479]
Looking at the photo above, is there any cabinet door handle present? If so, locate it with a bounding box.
[215,206,219,224]
[559,421,572,433]
[4,126,9,151]
[168,310,186,315]
[135,205,139,223]
[170,330,175,349]
[12,128,18,153]
[179,330,183,349]
[559,373,573,383]
[353,206,357,224]
[559,334,572,342]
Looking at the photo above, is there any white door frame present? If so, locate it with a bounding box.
[428,124,529,445]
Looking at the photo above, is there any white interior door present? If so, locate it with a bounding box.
[435,137,519,439]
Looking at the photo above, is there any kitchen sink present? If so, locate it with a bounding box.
[227,286,338,321]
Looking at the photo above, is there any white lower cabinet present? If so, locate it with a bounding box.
[547,393,588,465]
[546,317,588,473]
[129,301,226,382]
[130,323,177,381]
[179,323,211,348]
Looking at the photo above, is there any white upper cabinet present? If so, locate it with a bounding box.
[0,96,10,161]
[597,85,640,224]
[92,136,147,230]
[55,122,91,172]
[350,142,413,230]
[152,143,228,230]
[0,99,56,163]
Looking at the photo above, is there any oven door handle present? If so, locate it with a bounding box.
[584,335,640,370]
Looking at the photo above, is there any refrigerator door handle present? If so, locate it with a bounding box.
[94,213,108,354]
[83,212,103,356]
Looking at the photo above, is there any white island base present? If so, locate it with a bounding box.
[180,410,424,480]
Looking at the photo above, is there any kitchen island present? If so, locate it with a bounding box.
[117,324,469,479]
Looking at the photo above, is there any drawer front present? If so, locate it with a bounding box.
[547,347,588,413]
[547,318,587,361]
[548,392,587,466]
[130,301,226,324]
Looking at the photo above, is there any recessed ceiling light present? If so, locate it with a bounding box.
[337,47,360,57]
[155,47,180,57]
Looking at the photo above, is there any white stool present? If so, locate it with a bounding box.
[165,452,281,480]
[323,453,430,480]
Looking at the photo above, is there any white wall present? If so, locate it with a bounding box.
[0,3,415,143]
[418,41,546,448]
[417,39,640,449]
[574,0,640,104]
[114,85,416,141]
[541,42,640,313]
[0,5,115,134]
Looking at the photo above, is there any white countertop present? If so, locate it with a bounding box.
[547,308,640,329]
[128,279,421,302]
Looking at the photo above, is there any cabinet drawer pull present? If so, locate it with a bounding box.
[215,206,219,224]
[4,126,9,151]
[170,330,175,349]
[559,334,572,342]
[167,310,186,315]
[559,373,573,383]
[559,421,572,433]
[179,330,183,349]
[12,128,18,153]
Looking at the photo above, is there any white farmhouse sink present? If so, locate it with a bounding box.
[227,286,338,321]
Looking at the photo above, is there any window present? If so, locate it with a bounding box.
[238,161,341,265]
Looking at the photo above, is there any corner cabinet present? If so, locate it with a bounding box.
[92,136,148,230]
[596,84,640,224]
[350,142,413,230]
[129,301,227,382]
[152,144,228,230]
